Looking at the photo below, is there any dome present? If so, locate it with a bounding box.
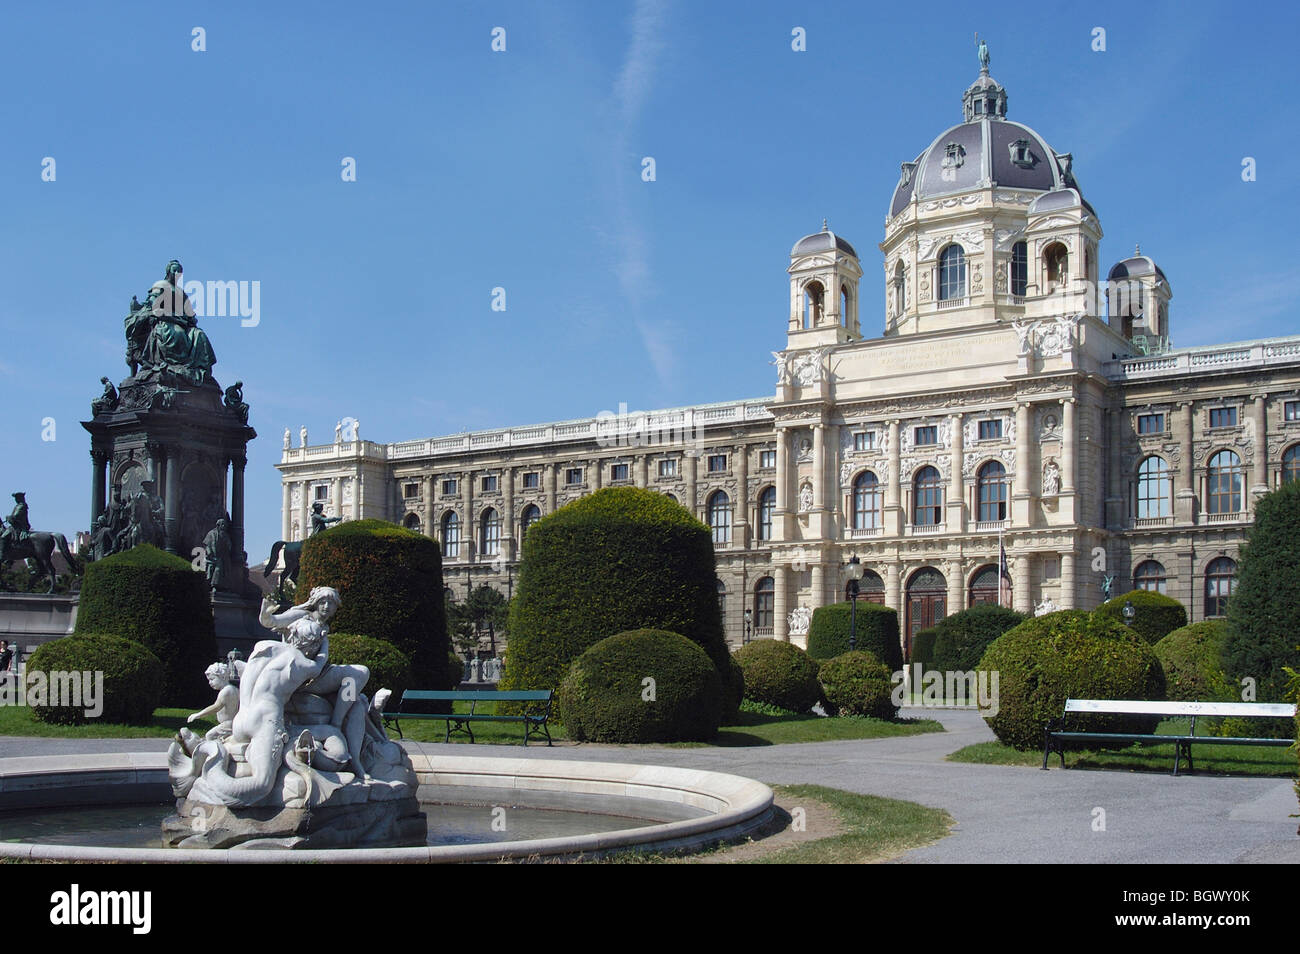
[791,222,858,259]
[889,62,1082,218]
[1108,253,1167,284]
[1028,187,1094,217]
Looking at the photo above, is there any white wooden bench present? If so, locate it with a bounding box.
[1042,699,1296,775]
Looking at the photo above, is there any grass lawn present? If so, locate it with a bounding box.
[666,709,944,747]
[948,718,1296,777]
[0,704,196,739]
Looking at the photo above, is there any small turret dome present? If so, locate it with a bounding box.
[792,221,858,258]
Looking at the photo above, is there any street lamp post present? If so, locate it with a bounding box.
[743,608,753,645]
[844,555,865,652]
[1122,599,1136,627]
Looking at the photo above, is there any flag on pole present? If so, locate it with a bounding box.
[998,530,1012,608]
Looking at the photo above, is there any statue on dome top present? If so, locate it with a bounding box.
[977,35,990,73]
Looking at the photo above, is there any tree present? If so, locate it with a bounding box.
[447,584,508,658]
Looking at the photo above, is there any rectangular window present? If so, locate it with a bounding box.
[707,454,727,473]
[1137,413,1165,435]
[314,485,329,501]
[1285,400,1300,423]
[565,468,583,486]
[441,479,457,496]
[481,475,497,493]
[403,482,419,500]
[610,463,629,481]
[853,431,876,451]
[1209,407,1238,428]
[977,420,1002,441]
[658,459,677,478]
[759,450,776,469]
[914,426,937,446]
[522,472,539,489]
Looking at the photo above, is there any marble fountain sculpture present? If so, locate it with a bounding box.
[163,586,425,849]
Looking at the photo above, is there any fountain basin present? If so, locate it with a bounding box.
[0,752,774,863]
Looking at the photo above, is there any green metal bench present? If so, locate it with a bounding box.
[384,689,554,746]
[1042,699,1296,775]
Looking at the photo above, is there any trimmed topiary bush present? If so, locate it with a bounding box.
[27,634,164,725]
[931,605,1028,673]
[325,633,414,702]
[558,629,723,743]
[817,651,898,720]
[733,639,822,713]
[501,488,730,706]
[74,544,217,706]
[1154,620,1235,703]
[910,627,938,668]
[723,654,745,725]
[298,519,449,687]
[806,602,902,671]
[977,610,1166,751]
[1096,589,1187,644]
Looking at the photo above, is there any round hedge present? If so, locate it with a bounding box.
[501,488,730,702]
[817,651,898,720]
[1096,590,1187,644]
[75,544,217,706]
[326,633,414,702]
[910,627,939,668]
[27,634,163,725]
[1154,620,1236,703]
[557,629,723,743]
[931,605,1028,673]
[732,639,822,713]
[977,610,1166,751]
[806,602,902,670]
[298,520,449,687]
[723,654,745,725]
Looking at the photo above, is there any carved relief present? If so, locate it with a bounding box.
[1037,408,1062,442]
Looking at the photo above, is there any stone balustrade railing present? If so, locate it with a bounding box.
[1106,336,1300,381]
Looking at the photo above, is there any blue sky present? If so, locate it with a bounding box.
[1,0,1296,562]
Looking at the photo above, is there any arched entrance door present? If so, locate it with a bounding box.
[906,567,947,657]
[968,564,1008,607]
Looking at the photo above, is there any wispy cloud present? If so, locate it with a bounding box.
[636,318,680,391]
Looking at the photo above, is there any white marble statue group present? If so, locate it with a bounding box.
[168,586,414,812]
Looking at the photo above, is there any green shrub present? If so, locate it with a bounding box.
[910,628,938,668]
[806,602,902,670]
[931,605,1028,673]
[501,488,730,706]
[1154,621,1236,703]
[27,634,163,725]
[723,655,745,725]
[1096,589,1187,644]
[977,610,1166,751]
[733,640,822,713]
[1223,480,1300,708]
[558,629,723,743]
[298,519,448,687]
[74,544,217,706]
[325,633,414,702]
[817,651,898,720]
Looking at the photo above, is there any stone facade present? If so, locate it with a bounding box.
[277,63,1300,654]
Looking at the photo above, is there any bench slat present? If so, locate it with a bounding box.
[1063,699,1295,718]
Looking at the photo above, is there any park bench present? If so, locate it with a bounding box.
[384,689,553,746]
[1043,699,1296,776]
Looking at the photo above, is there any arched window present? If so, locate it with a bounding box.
[1136,456,1172,519]
[892,262,906,316]
[803,280,824,328]
[1133,560,1167,594]
[441,511,460,558]
[520,504,541,538]
[913,466,943,526]
[1205,557,1237,617]
[1206,450,1243,514]
[480,508,501,557]
[1011,241,1027,297]
[757,486,776,540]
[938,245,966,301]
[754,577,774,634]
[1044,242,1068,288]
[708,490,731,544]
[968,564,1009,606]
[1283,445,1300,483]
[403,512,422,534]
[852,471,882,530]
[976,461,1007,522]
[840,283,850,327]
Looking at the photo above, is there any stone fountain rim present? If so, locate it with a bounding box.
[0,752,774,863]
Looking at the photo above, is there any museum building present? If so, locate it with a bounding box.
[277,60,1300,654]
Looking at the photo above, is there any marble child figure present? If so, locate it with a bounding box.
[189,661,241,740]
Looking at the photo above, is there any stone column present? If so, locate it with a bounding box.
[812,424,825,509]
[545,463,557,513]
[886,419,902,534]
[774,564,789,641]
[734,444,749,549]
[357,474,366,521]
[635,455,648,488]
[298,480,309,542]
[948,413,964,532]
[1250,394,1268,505]
[1175,401,1196,524]
[1013,402,1033,527]
[331,476,341,516]
[282,480,292,541]
[810,563,826,610]
[1061,398,1076,492]
[90,450,108,527]
[946,559,964,616]
[593,459,604,491]
[423,474,436,539]
[1060,547,1076,609]
[164,446,181,554]
[1013,555,1032,615]
[1105,406,1124,528]
[230,454,247,566]
[686,453,699,520]
[774,427,790,541]
[886,560,902,616]
[462,471,474,562]
[502,467,516,561]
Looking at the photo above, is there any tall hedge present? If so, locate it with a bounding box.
[910,628,938,668]
[1154,620,1236,703]
[1096,589,1187,644]
[806,602,902,670]
[1223,480,1300,705]
[501,488,730,704]
[27,633,164,725]
[977,610,1166,751]
[931,604,1028,673]
[326,633,414,703]
[74,544,217,706]
[298,519,449,687]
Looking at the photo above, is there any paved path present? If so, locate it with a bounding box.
[3,709,1296,863]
